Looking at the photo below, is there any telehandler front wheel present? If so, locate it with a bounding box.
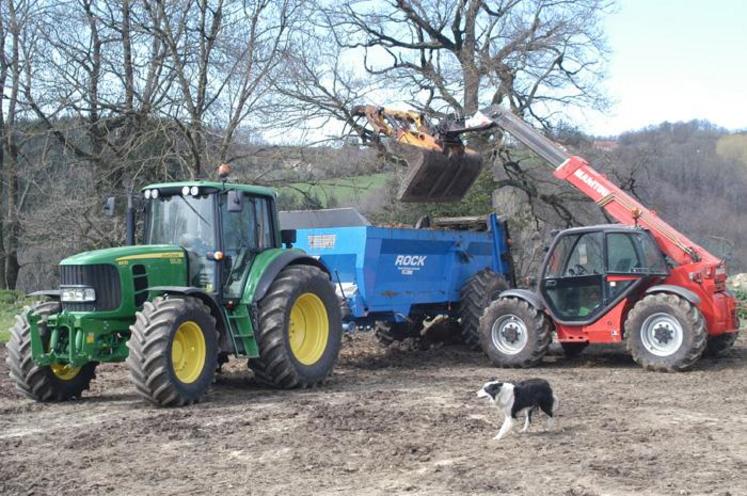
[6,301,97,402]
[250,265,342,388]
[479,297,551,368]
[624,293,706,372]
[127,296,218,406]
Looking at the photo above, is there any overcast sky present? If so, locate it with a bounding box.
[580,0,747,135]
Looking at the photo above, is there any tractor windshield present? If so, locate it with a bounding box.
[145,193,217,291]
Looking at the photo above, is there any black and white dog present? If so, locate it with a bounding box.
[476,378,558,441]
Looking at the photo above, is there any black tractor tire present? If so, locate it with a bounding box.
[704,331,739,357]
[624,293,706,372]
[374,321,419,347]
[127,296,218,407]
[250,265,342,388]
[479,297,551,368]
[459,269,509,348]
[6,301,97,402]
[561,342,588,358]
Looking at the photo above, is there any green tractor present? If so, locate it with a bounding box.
[5,177,342,406]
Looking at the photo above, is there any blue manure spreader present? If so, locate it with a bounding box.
[280,208,515,346]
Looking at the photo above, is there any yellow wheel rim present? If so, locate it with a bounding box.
[289,293,330,366]
[50,363,81,381]
[171,321,207,384]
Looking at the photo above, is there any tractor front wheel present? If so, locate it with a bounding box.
[479,297,551,368]
[6,301,97,402]
[624,293,706,372]
[127,296,218,406]
[250,265,342,388]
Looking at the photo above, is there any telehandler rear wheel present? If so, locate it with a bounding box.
[6,301,97,402]
[127,296,218,406]
[250,265,342,388]
[624,293,706,372]
[479,297,551,368]
[459,269,509,348]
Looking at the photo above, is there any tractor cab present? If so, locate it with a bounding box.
[539,225,669,324]
[141,182,278,299]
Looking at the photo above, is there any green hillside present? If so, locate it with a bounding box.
[280,173,390,208]
[0,290,34,343]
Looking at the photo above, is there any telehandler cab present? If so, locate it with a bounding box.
[6,169,342,406]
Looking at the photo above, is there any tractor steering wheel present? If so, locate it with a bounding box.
[573,264,587,276]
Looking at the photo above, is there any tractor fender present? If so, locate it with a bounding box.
[645,285,701,306]
[250,251,331,304]
[147,286,229,337]
[498,288,545,310]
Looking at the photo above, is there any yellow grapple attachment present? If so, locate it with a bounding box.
[352,105,484,203]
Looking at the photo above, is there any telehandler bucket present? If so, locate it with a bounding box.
[387,141,484,203]
[352,105,484,203]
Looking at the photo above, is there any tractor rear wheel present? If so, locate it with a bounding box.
[250,265,342,388]
[127,296,218,406]
[6,301,97,402]
[479,297,551,368]
[459,269,509,348]
[624,293,706,372]
[704,331,739,357]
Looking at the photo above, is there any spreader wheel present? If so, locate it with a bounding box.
[459,269,509,348]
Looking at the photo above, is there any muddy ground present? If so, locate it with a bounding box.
[1,334,745,496]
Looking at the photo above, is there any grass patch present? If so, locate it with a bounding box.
[281,173,390,208]
[0,290,34,343]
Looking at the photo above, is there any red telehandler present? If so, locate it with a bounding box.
[352,105,740,371]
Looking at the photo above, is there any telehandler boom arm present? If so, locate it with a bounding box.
[445,105,721,269]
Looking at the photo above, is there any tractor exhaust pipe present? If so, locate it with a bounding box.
[126,194,135,246]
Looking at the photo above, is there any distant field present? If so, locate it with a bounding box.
[281,172,390,208]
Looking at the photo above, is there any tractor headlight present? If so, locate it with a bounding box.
[61,287,96,303]
[181,186,190,196]
[144,189,152,199]
[189,186,199,196]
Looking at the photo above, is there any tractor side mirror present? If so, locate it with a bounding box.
[103,196,116,217]
[281,229,297,248]
[227,190,243,212]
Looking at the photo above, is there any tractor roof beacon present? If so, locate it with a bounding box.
[6,173,342,406]
[357,105,739,372]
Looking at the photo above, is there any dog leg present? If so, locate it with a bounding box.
[494,417,514,441]
[546,395,559,430]
[521,407,536,433]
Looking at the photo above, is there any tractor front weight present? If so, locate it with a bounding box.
[28,308,130,367]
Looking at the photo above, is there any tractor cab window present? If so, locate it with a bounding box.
[541,231,605,322]
[145,193,217,292]
[221,194,275,298]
